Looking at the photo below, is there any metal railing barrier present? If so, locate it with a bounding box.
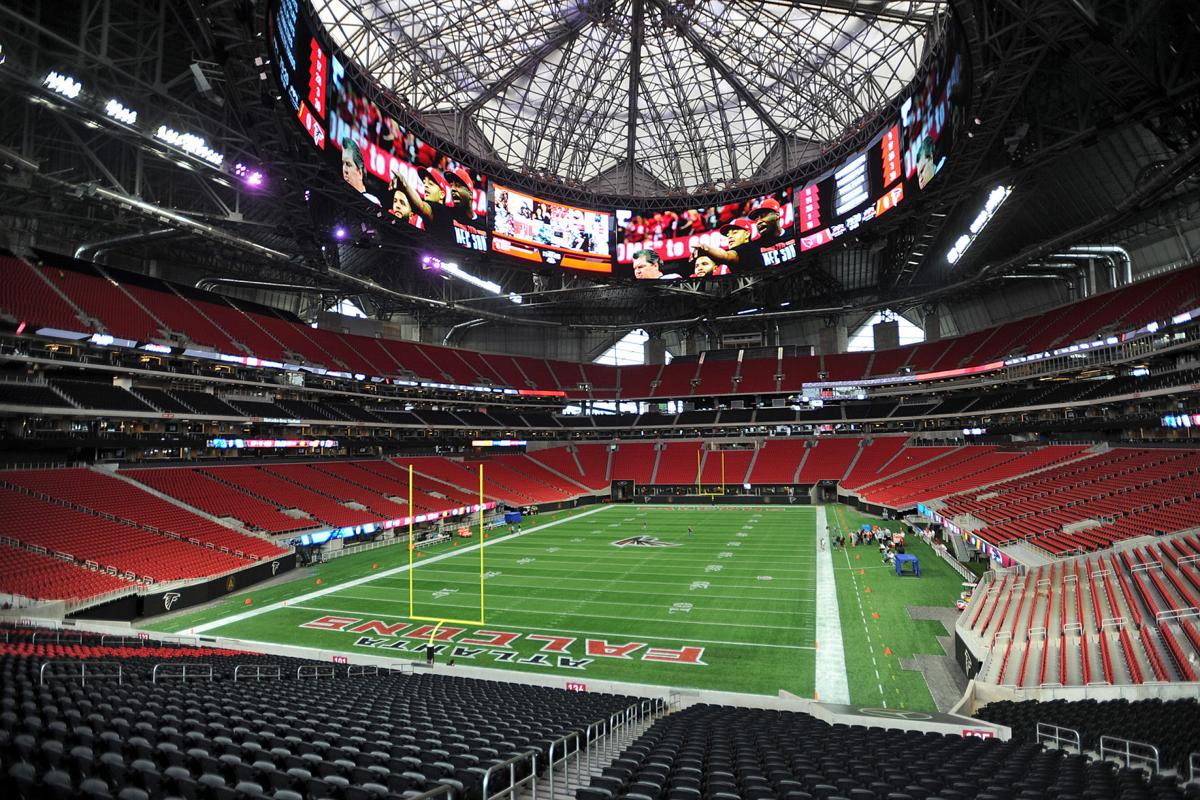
[39,661,123,686]
[152,663,213,683]
[546,730,583,800]
[482,749,539,800]
[233,664,282,681]
[297,664,336,679]
[1100,735,1160,774]
[1036,722,1082,754]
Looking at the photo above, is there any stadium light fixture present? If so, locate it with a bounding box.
[104,98,137,125]
[946,185,1012,265]
[234,162,265,188]
[332,226,348,241]
[424,255,503,295]
[43,70,82,99]
[155,124,224,167]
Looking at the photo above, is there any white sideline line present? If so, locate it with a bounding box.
[814,506,850,703]
[177,505,613,635]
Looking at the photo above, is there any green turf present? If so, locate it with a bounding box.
[827,504,969,711]
[147,504,961,708]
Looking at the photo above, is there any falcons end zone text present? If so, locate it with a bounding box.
[300,616,707,670]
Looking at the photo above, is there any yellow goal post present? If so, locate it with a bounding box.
[407,463,486,626]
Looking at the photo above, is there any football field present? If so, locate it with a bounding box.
[147,504,961,709]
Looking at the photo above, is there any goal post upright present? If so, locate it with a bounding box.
[406,462,487,627]
[697,446,727,497]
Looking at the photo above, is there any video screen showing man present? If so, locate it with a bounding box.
[690,217,761,274]
[393,164,476,241]
[748,198,785,249]
[340,137,381,207]
[632,249,683,281]
[689,253,729,278]
[387,164,416,226]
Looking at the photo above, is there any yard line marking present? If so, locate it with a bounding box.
[177,505,613,635]
[289,605,816,650]
[398,563,820,575]
[336,591,813,613]
[345,581,814,603]
[291,600,809,631]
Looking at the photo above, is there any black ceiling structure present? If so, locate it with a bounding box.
[0,0,1197,335]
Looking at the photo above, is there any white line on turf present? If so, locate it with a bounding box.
[334,590,813,613]
[345,582,814,602]
[177,504,613,635]
[814,506,850,704]
[288,605,815,649]
[290,600,809,630]
[390,564,818,577]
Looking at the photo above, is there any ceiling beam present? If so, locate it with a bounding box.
[626,0,644,193]
[461,9,596,116]
[648,0,788,142]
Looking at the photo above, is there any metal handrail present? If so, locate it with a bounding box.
[99,634,148,648]
[546,730,583,800]
[1100,734,1160,774]
[297,664,335,679]
[1188,752,1199,786]
[1036,721,1081,754]
[407,785,453,800]
[233,664,281,681]
[31,630,82,645]
[152,663,213,683]
[347,664,378,677]
[39,661,123,686]
[481,749,538,800]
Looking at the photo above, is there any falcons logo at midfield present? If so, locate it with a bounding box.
[612,536,680,548]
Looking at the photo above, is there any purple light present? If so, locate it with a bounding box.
[333,226,348,241]
[234,162,264,188]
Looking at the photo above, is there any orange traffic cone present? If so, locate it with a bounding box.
[244,597,252,605]
[315,578,322,585]
[872,612,879,620]
[373,563,379,570]
[865,586,871,593]
[884,647,892,656]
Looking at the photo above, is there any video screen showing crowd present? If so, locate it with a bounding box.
[327,61,490,253]
[275,0,964,283]
[490,186,612,272]
[615,189,797,280]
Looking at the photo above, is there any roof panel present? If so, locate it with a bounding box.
[312,0,944,194]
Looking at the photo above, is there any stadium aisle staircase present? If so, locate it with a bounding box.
[0,543,138,604]
[0,485,249,583]
[0,469,284,560]
[123,467,310,535]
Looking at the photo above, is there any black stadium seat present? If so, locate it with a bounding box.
[0,625,640,800]
[572,704,1198,800]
